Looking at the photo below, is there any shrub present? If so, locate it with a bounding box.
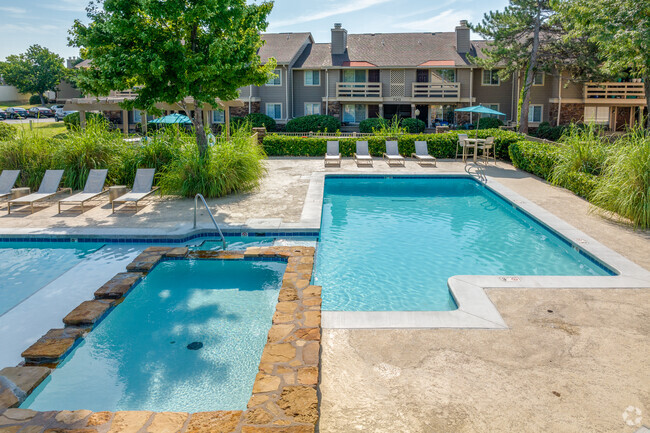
[245,113,276,131]
[533,121,568,141]
[0,134,57,190]
[478,117,504,129]
[359,118,388,134]
[508,140,560,180]
[63,111,108,130]
[29,95,48,105]
[0,123,17,141]
[401,118,426,133]
[285,115,341,133]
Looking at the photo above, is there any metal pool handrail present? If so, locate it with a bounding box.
[193,193,227,250]
[465,163,487,184]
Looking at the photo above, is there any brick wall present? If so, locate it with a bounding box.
[549,102,584,125]
[326,102,341,119]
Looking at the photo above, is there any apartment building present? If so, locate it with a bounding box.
[226,21,647,131]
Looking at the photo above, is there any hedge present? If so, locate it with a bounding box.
[263,129,523,160]
[359,118,388,133]
[478,117,504,129]
[285,115,340,132]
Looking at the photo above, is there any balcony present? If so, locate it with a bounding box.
[336,82,382,99]
[584,82,646,105]
[412,82,461,99]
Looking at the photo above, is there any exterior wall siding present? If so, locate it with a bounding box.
[257,67,288,121]
[472,69,515,120]
[293,70,326,116]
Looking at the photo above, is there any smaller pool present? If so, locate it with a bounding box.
[22,258,286,412]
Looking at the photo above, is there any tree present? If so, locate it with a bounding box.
[555,0,650,130]
[69,0,276,156]
[0,45,66,105]
[471,1,556,133]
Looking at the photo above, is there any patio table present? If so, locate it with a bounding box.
[463,138,486,162]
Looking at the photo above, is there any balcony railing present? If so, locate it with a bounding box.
[336,82,382,98]
[412,82,461,99]
[584,82,646,104]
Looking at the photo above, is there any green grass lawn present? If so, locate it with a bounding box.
[0,101,39,110]
[14,121,68,138]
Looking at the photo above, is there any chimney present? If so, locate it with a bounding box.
[331,23,347,55]
[455,20,470,55]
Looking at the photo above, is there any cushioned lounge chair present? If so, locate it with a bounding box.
[8,170,70,214]
[324,141,341,167]
[383,141,405,167]
[58,169,109,213]
[0,170,20,200]
[411,141,437,167]
[353,141,373,167]
[112,168,159,213]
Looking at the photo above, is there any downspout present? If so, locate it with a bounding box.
[469,68,474,125]
[249,85,252,113]
[285,65,290,122]
[557,73,562,126]
[511,73,516,123]
[325,69,329,115]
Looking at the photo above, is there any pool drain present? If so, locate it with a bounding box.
[187,342,203,350]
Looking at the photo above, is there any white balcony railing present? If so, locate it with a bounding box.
[336,82,382,98]
[584,82,646,104]
[412,82,461,99]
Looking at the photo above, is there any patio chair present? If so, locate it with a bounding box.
[478,136,496,164]
[455,134,469,161]
[353,141,373,167]
[0,170,20,200]
[112,168,159,213]
[58,169,109,213]
[383,141,405,167]
[324,141,342,167]
[411,141,437,167]
[8,170,71,214]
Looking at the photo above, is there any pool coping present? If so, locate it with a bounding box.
[0,246,322,433]
[306,172,650,330]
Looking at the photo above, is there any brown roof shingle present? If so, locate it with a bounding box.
[259,33,312,64]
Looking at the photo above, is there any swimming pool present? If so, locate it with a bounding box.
[314,176,612,312]
[0,242,102,316]
[21,258,286,412]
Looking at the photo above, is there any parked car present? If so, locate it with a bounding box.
[50,104,64,112]
[28,107,54,118]
[5,107,29,119]
[55,110,77,122]
[0,109,6,120]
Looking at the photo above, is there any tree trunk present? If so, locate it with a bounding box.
[192,106,209,158]
[39,93,45,105]
[518,3,542,135]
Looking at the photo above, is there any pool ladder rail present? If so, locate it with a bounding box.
[465,163,488,184]
[193,193,227,250]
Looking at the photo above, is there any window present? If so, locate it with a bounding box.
[342,104,367,123]
[431,69,456,83]
[133,109,142,123]
[481,104,500,118]
[342,69,367,83]
[482,70,500,86]
[304,70,320,86]
[212,109,225,123]
[584,106,609,125]
[266,69,282,86]
[266,103,282,120]
[304,103,320,116]
[533,71,545,86]
[528,105,543,123]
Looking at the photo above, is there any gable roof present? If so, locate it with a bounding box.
[259,33,313,64]
[293,32,489,68]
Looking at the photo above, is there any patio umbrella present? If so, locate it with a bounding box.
[455,105,506,136]
[150,113,192,124]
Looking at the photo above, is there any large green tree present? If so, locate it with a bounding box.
[70,0,276,156]
[555,0,650,130]
[471,0,556,133]
[0,45,66,105]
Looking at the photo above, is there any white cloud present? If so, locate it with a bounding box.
[0,6,27,14]
[393,9,468,32]
[269,0,394,28]
[43,0,90,12]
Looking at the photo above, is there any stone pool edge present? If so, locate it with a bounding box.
[0,245,321,433]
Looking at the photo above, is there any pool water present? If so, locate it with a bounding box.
[314,177,612,312]
[0,242,102,316]
[22,259,286,412]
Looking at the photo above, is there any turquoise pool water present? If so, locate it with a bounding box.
[0,242,101,316]
[22,259,285,412]
[314,177,612,312]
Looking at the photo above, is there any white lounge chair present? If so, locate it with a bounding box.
[58,169,109,213]
[324,141,341,167]
[455,133,469,161]
[8,170,71,214]
[411,141,437,167]
[478,136,496,164]
[353,141,373,167]
[383,141,405,167]
[112,168,159,213]
[0,170,20,200]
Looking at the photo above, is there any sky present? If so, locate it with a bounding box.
[0,0,509,62]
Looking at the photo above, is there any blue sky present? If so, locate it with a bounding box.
[0,0,509,61]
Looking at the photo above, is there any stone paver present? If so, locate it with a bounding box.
[94,273,143,299]
[185,411,241,433]
[62,300,112,327]
[145,412,188,433]
[107,411,152,433]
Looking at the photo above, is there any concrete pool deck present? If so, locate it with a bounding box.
[0,158,648,432]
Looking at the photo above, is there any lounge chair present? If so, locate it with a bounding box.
[383,141,405,167]
[58,169,109,213]
[353,141,373,167]
[8,170,70,214]
[112,168,159,213]
[324,141,341,167]
[411,141,437,167]
[455,133,469,161]
[0,170,20,200]
[478,136,496,164]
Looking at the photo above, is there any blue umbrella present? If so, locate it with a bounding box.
[455,105,507,135]
[150,113,192,124]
